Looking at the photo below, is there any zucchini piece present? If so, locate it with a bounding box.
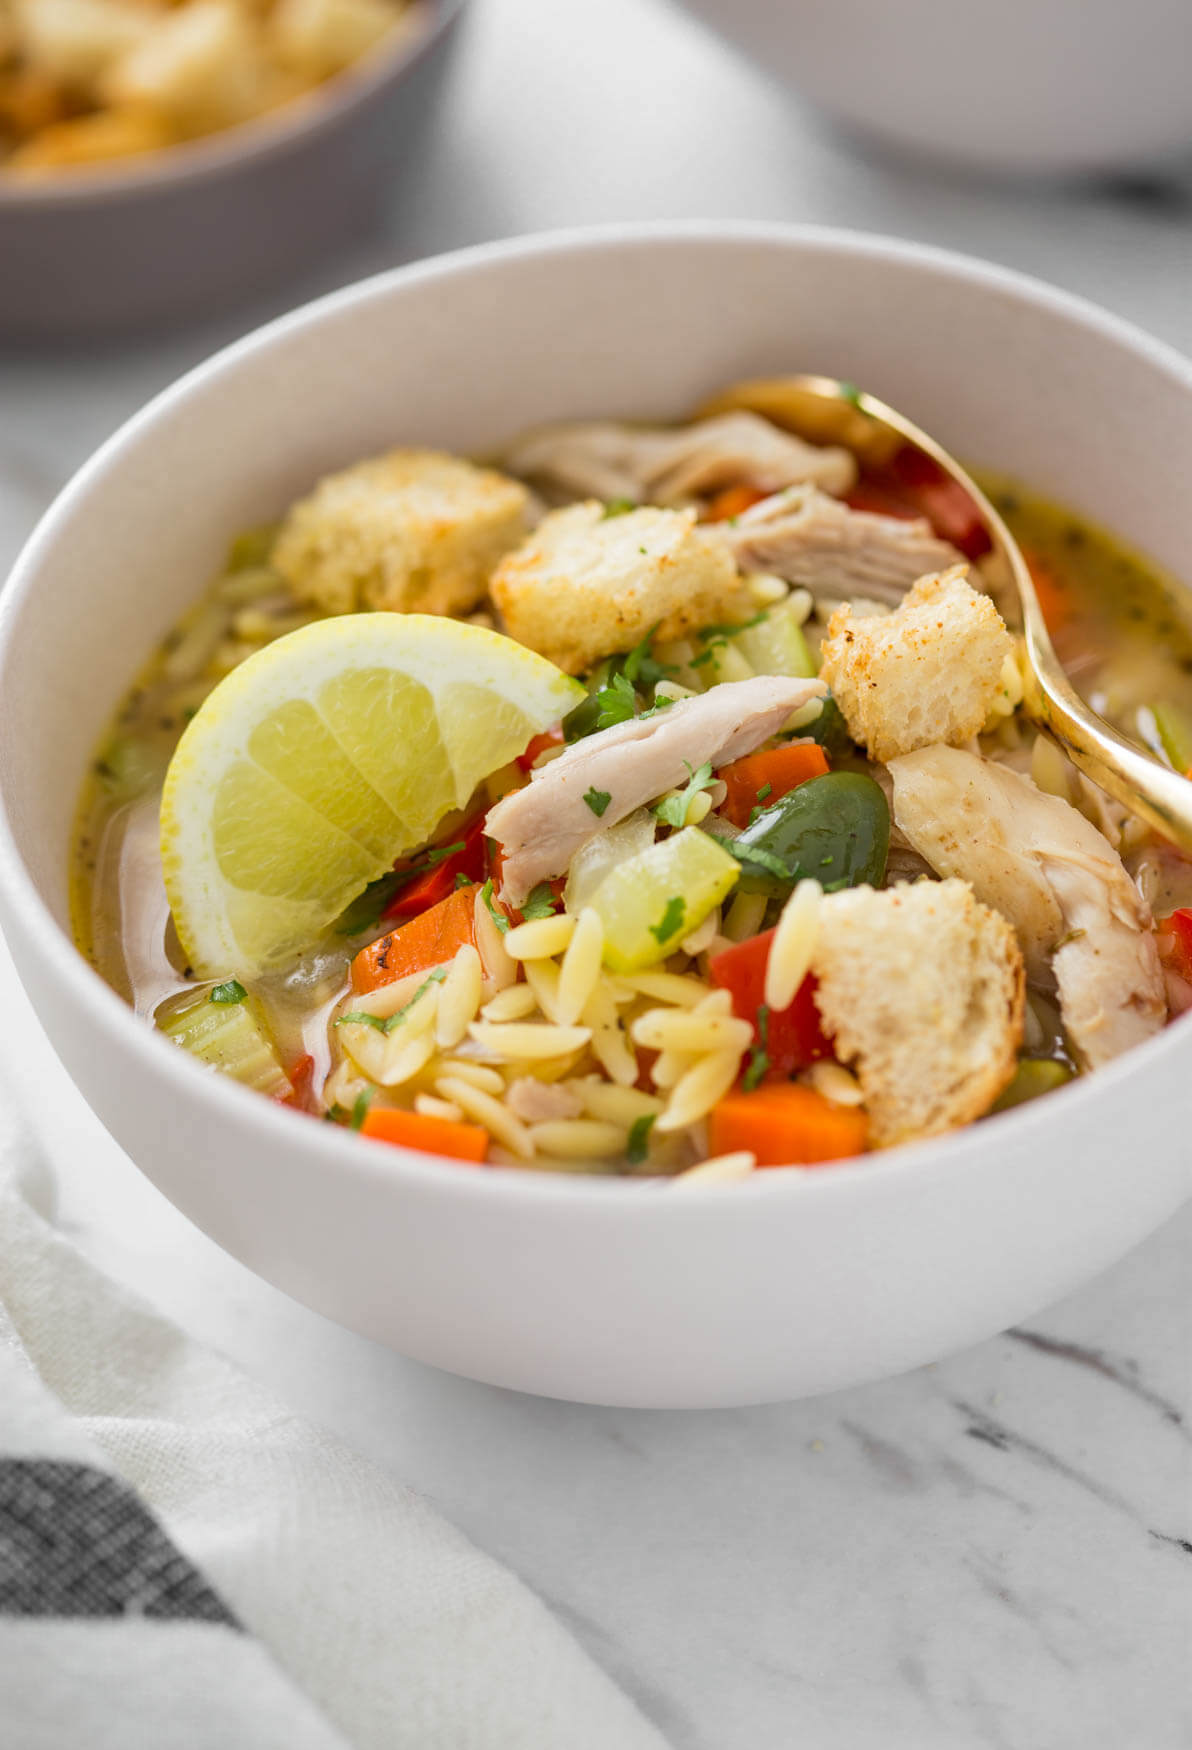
[1152,702,1192,775]
[730,605,816,680]
[729,772,890,896]
[993,1058,1073,1112]
[587,826,740,972]
[157,985,292,1099]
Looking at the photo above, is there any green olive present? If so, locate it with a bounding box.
[727,771,890,895]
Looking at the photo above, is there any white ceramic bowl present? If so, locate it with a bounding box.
[680,0,1192,177]
[1,225,1190,1407]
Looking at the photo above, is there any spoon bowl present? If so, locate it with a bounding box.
[701,374,1192,854]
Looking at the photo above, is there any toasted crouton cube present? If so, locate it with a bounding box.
[16,0,155,92]
[818,565,1013,763]
[102,0,265,132]
[811,878,1024,1146]
[272,449,530,619]
[489,501,744,677]
[270,0,400,78]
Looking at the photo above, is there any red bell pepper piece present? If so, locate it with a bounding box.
[516,727,565,772]
[382,813,489,920]
[708,929,831,1076]
[1160,908,1192,982]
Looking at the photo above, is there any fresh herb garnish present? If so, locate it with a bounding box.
[350,1087,374,1130]
[689,647,718,669]
[756,782,773,803]
[649,895,686,944]
[584,786,612,817]
[838,381,864,409]
[454,871,474,889]
[424,840,465,866]
[696,611,767,642]
[621,623,675,691]
[480,878,510,934]
[324,1103,348,1125]
[594,671,639,730]
[626,1113,656,1165]
[336,968,448,1035]
[653,760,715,828]
[742,1005,770,1091]
[733,843,792,882]
[602,497,636,518]
[209,979,247,1005]
[522,883,560,921]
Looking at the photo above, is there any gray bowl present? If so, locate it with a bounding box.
[0,0,466,338]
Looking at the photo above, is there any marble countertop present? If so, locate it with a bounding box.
[1,1,1190,1744]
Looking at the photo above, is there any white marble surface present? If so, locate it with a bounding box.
[2,1,1191,1745]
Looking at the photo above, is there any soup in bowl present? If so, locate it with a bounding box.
[2,226,1191,1404]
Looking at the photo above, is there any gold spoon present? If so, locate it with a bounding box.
[698,374,1192,854]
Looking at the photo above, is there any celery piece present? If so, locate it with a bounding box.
[587,826,740,972]
[157,986,292,1099]
[1152,702,1192,775]
[730,606,816,680]
[94,736,164,800]
[992,1057,1073,1113]
[225,523,280,572]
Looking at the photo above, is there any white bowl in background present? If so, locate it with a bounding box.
[1,224,1190,1407]
[680,0,1192,177]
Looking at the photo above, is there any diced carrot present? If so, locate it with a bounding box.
[361,1105,488,1163]
[383,814,488,920]
[703,484,769,522]
[1024,551,1074,634]
[281,1052,315,1109]
[708,930,832,1074]
[351,883,480,993]
[717,742,829,829]
[1158,907,1192,982]
[516,727,565,772]
[708,1082,867,1167]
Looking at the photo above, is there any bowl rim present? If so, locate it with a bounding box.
[2,217,1191,1211]
[0,0,464,209]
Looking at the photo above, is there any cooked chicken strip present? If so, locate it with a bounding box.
[486,675,826,906]
[722,484,964,604]
[501,412,856,507]
[888,746,1166,1069]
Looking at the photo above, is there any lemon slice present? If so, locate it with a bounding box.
[161,614,584,977]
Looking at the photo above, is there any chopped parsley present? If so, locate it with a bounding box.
[594,671,639,730]
[480,878,510,934]
[602,497,636,518]
[696,610,767,642]
[350,1087,374,1131]
[335,869,412,935]
[621,623,675,692]
[336,968,448,1035]
[454,871,474,889]
[209,979,247,1005]
[756,782,773,803]
[626,1113,656,1165]
[653,760,715,828]
[649,895,687,944]
[732,843,791,882]
[742,1005,770,1091]
[584,786,612,817]
[424,840,465,866]
[688,647,718,669]
[522,883,560,920]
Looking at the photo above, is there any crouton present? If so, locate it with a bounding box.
[818,565,1013,763]
[8,100,171,164]
[271,449,530,619]
[810,878,1024,1146]
[489,500,744,677]
[102,0,265,132]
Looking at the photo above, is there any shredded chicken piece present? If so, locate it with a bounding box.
[721,484,965,604]
[486,674,825,905]
[500,412,856,507]
[888,746,1166,1069]
[505,1078,584,1123]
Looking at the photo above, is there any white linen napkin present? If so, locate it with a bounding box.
[0,1077,669,1750]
